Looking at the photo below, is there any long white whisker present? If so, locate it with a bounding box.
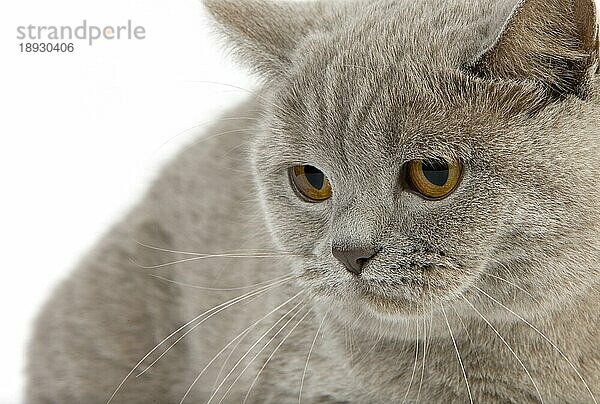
[480,272,541,304]
[208,303,309,404]
[177,290,305,401]
[211,328,248,391]
[156,116,261,152]
[106,276,294,403]
[133,253,299,270]
[471,285,597,404]
[149,273,293,292]
[402,310,420,403]
[416,302,431,403]
[136,279,294,378]
[183,80,288,115]
[299,311,328,404]
[242,309,312,404]
[133,239,285,257]
[450,304,475,348]
[179,128,258,155]
[180,299,304,403]
[461,295,544,403]
[440,304,473,404]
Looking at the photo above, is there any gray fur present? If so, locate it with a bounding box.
[26,0,600,402]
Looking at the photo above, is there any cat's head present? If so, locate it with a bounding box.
[204,0,600,336]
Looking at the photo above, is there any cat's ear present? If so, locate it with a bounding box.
[202,0,325,80]
[466,0,599,98]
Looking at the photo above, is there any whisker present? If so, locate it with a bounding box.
[440,304,473,404]
[132,253,299,270]
[448,299,486,402]
[205,303,309,404]
[211,330,248,391]
[179,128,257,155]
[136,279,295,378]
[482,257,553,323]
[298,311,328,404]
[149,273,294,292]
[180,299,305,403]
[156,116,261,151]
[183,80,288,115]
[242,309,312,404]
[177,290,305,401]
[471,285,597,404]
[222,140,253,162]
[106,276,295,403]
[352,327,384,368]
[460,295,544,403]
[402,308,420,404]
[416,300,432,403]
[449,304,478,360]
[480,272,541,305]
[133,239,283,257]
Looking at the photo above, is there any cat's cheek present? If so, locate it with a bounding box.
[267,197,333,252]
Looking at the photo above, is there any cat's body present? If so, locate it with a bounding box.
[26,0,600,402]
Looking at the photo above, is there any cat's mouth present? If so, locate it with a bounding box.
[302,259,468,318]
[345,261,470,317]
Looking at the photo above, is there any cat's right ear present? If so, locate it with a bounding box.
[202,0,326,81]
[466,0,599,99]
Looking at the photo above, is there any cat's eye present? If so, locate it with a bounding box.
[407,158,462,200]
[289,165,332,202]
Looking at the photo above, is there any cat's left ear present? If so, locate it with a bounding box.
[202,0,326,80]
[467,0,599,98]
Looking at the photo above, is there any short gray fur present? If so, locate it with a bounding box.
[26,0,600,402]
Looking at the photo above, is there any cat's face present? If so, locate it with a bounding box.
[204,0,600,336]
[252,55,599,334]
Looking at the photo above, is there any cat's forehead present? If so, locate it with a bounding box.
[260,0,584,173]
[272,55,547,168]
[270,4,543,164]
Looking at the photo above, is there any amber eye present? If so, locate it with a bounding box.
[289,165,332,202]
[407,158,462,199]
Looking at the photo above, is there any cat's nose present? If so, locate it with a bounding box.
[332,245,378,275]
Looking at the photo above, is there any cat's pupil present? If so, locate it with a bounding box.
[304,165,324,190]
[422,160,449,187]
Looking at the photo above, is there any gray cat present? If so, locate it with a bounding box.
[26,0,600,402]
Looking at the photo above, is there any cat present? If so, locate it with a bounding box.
[26,0,600,402]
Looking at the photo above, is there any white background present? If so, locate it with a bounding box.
[2,0,600,403]
[1,0,254,402]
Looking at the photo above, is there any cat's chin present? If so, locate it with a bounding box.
[360,292,417,316]
[316,282,434,324]
[356,289,438,322]
[322,292,437,340]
